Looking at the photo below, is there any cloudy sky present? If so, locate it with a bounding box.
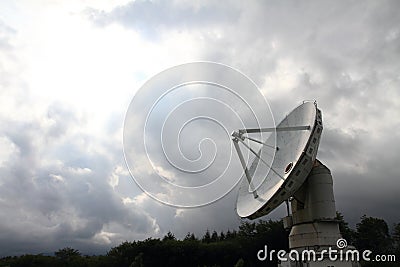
[0,0,399,256]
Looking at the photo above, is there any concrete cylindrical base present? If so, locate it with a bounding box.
[289,161,341,249]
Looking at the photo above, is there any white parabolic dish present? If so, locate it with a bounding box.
[236,101,323,219]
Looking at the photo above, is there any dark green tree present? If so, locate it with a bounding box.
[162,231,176,241]
[202,229,211,243]
[225,230,237,240]
[55,247,81,260]
[107,241,137,267]
[210,231,219,242]
[183,232,197,241]
[238,221,256,238]
[355,215,392,255]
[6,254,56,267]
[54,247,85,267]
[393,222,400,258]
[219,231,225,241]
[129,252,144,267]
[336,211,356,244]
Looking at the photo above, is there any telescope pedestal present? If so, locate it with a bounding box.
[279,161,359,267]
[289,160,340,249]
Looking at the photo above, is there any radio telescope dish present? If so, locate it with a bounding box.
[233,101,322,219]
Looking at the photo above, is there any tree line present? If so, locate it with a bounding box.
[0,213,399,267]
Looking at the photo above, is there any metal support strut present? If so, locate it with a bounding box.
[232,138,258,199]
[238,125,310,134]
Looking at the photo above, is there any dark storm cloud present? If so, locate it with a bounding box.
[0,109,160,255]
